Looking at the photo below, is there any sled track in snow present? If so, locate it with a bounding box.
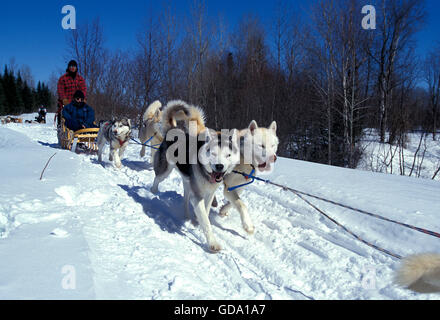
[103,158,314,299]
[97,155,394,300]
[6,121,435,299]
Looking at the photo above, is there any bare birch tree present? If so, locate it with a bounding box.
[424,45,440,140]
[366,0,426,143]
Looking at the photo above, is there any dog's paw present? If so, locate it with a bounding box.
[115,162,122,169]
[243,223,255,235]
[219,211,229,217]
[219,204,230,217]
[150,185,159,194]
[208,242,222,253]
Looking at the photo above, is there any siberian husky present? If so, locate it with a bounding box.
[394,253,440,293]
[139,100,163,161]
[97,118,132,168]
[151,100,240,252]
[219,120,279,234]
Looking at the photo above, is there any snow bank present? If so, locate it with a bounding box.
[358,129,440,181]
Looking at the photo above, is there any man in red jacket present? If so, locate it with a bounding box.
[55,60,87,125]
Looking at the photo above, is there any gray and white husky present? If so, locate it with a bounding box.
[151,100,240,252]
[97,118,132,168]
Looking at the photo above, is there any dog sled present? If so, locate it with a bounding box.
[57,117,99,153]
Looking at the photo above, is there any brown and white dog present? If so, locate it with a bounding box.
[219,120,279,234]
[97,118,132,168]
[139,100,163,162]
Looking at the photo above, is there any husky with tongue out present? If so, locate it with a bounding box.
[151,100,240,253]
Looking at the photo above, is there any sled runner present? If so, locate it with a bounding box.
[58,117,99,153]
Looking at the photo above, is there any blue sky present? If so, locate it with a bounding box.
[1,0,439,85]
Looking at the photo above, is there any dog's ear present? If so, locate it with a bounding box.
[248,120,258,135]
[154,109,161,119]
[205,130,212,143]
[269,121,277,133]
[205,129,218,144]
[229,129,238,144]
[127,119,131,128]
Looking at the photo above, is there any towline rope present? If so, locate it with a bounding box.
[130,136,161,150]
[231,169,440,260]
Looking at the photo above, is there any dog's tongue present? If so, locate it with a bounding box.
[210,172,223,183]
[257,155,277,172]
[257,162,272,172]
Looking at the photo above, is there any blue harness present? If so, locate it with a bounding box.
[130,135,162,150]
[227,167,257,191]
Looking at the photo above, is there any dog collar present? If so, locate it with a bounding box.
[118,138,126,146]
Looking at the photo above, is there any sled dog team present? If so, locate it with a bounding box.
[143,100,279,252]
[96,99,440,294]
[97,99,278,252]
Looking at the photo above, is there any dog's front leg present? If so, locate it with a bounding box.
[97,134,105,162]
[150,148,157,164]
[219,186,232,217]
[140,145,146,158]
[224,189,254,234]
[97,143,104,162]
[109,146,121,168]
[119,144,127,161]
[183,181,196,224]
[204,192,216,217]
[151,161,172,194]
[192,198,221,252]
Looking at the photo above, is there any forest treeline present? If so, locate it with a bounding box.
[5,0,440,168]
[0,65,52,117]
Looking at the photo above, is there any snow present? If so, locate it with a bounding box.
[0,113,439,300]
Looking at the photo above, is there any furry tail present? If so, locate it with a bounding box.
[143,100,162,122]
[161,100,206,134]
[394,253,440,293]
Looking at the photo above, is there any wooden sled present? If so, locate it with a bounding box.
[58,118,99,153]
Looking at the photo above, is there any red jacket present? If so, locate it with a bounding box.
[57,73,87,104]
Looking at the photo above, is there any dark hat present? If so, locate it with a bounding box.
[68,60,78,67]
[73,90,85,100]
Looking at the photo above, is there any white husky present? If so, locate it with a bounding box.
[220,120,279,234]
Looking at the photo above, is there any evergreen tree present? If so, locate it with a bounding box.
[21,81,34,113]
[35,81,45,107]
[2,66,24,115]
[2,65,13,114]
[0,65,53,115]
[0,81,6,116]
[41,82,52,108]
[14,73,25,113]
[35,81,41,105]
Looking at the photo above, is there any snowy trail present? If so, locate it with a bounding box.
[1,113,440,299]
